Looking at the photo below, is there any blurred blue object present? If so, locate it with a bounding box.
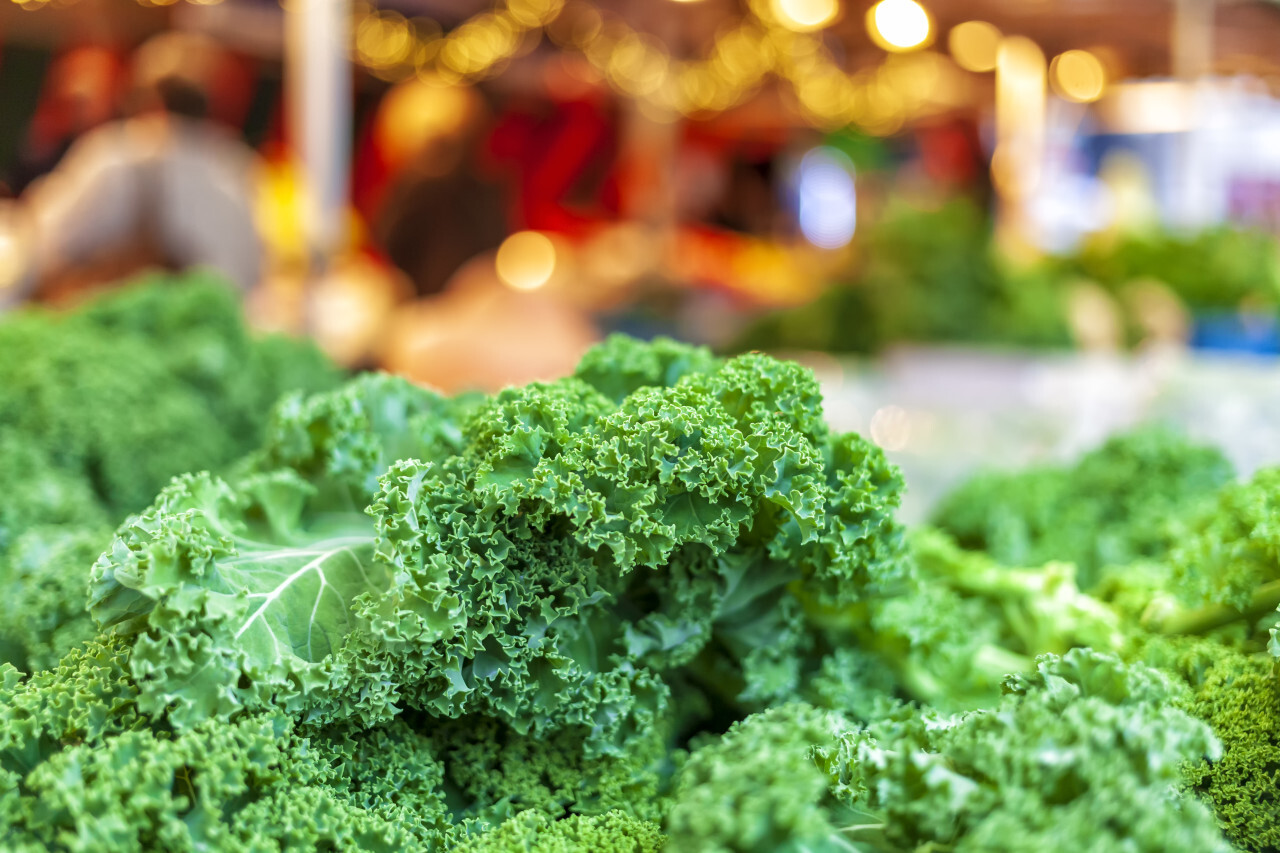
[1191,311,1280,354]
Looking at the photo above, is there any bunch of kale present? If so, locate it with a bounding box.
[2,307,1276,852]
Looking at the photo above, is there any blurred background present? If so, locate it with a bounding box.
[2,0,1280,516]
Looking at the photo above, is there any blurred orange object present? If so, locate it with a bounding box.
[380,252,599,394]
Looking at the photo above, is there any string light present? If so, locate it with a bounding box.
[867,0,931,52]
[16,0,972,134]
[353,0,563,82]
[496,231,558,291]
[548,4,777,117]
[1051,49,1106,103]
[348,0,958,129]
[949,20,1000,73]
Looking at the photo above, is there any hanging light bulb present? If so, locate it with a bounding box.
[867,0,932,52]
[771,0,840,33]
[496,231,557,291]
[949,20,1001,72]
[1051,49,1107,103]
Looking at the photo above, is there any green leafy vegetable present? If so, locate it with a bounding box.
[4,317,1273,851]
[821,649,1228,853]
[1183,651,1280,853]
[0,274,339,675]
[934,426,1232,589]
[1172,467,1280,612]
[665,703,854,853]
[452,810,664,853]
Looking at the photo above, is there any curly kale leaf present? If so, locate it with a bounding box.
[0,525,112,672]
[821,649,1227,853]
[933,426,1232,589]
[453,809,664,853]
[88,471,387,729]
[665,703,855,853]
[8,711,442,853]
[1182,651,1280,853]
[0,639,143,780]
[871,528,1124,710]
[252,372,478,507]
[428,714,671,830]
[0,275,338,525]
[0,275,338,674]
[1,641,457,852]
[572,333,720,403]
[0,436,106,558]
[77,341,906,762]
[1172,466,1280,613]
[355,351,904,749]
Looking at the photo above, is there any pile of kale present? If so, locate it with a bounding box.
[2,278,1278,852]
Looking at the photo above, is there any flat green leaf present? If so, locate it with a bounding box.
[90,471,387,728]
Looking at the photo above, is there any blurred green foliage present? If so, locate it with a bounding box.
[735,197,1280,354]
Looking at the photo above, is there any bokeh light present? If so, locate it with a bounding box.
[374,77,475,171]
[770,0,840,33]
[948,20,1001,72]
[870,405,911,451]
[0,228,26,294]
[496,231,557,291]
[1051,49,1107,103]
[994,36,1047,198]
[796,147,857,249]
[1098,81,1194,134]
[868,0,932,52]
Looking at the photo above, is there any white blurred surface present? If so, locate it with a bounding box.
[808,346,1280,522]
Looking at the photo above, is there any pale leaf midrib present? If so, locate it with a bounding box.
[231,540,375,645]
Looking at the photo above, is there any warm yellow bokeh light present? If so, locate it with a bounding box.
[1098,81,1193,134]
[496,231,557,291]
[993,36,1047,199]
[949,20,1000,72]
[867,0,931,52]
[1051,49,1106,103]
[996,35,1047,82]
[0,229,26,293]
[770,0,839,33]
[375,78,476,171]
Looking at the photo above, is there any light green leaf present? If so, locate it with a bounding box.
[90,471,387,728]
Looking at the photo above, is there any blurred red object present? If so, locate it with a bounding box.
[11,44,124,194]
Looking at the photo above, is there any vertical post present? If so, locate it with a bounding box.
[1173,0,1214,80]
[286,0,353,276]
[1171,0,1215,228]
[993,35,1047,260]
[618,7,681,273]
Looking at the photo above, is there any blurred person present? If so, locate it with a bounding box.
[366,73,600,391]
[17,31,263,305]
[358,75,508,298]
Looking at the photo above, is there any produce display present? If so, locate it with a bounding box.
[1057,226,1280,315]
[736,197,1073,354]
[931,427,1235,590]
[735,199,1280,354]
[2,287,1279,852]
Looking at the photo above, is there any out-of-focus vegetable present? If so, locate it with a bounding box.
[0,273,339,673]
[933,426,1232,589]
